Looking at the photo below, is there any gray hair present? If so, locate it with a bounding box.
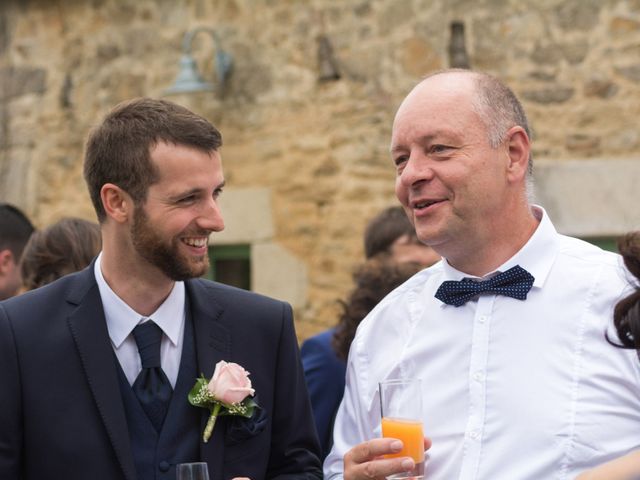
[425,69,533,172]
[471,72,534,200]
[425,69,534,200]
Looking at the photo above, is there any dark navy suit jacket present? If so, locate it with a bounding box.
[301,328,347,459]
[0,264,322,480]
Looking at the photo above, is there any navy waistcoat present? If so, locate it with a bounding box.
[117,307,201,480]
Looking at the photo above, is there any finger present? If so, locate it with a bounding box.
[346,456,415,480]
[424,436,432,451]
[346,438,403,464]
[345,438,416,480]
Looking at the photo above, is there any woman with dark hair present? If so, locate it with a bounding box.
[20,217,101,291]
[576,232,640,480]
[610,232,640,350]
[331,257,421,361]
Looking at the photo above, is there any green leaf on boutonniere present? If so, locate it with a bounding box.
[188,375,214,408]
[219,396,256,419]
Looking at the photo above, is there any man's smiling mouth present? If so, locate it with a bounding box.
[182,237,208,248]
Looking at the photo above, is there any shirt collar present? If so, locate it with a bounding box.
[440,205,558,289]
[94,252,185,348]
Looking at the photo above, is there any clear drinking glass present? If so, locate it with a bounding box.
[379,378,425,480]
[176,462,210,480]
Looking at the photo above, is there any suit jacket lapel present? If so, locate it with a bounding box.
[187,280,230,480]
[66,267,137,480]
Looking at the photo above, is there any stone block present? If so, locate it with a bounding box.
[400,36,442,77]
[313,158,339,177]
[209,187,274,244]
[533,158,640,236]
[531,42,562,66]
[584,77,618,98]
[0,10,9,55]
[378,0,413,35]
[0,149,32,208]
[0,66,46,101]
[522,86,574,104]
[561,41,589,65]
[616,64,640,82]
[554,1,601,31]
[565,134,600,155]
[96,43,120,62]
[472,18,508,69]
[609,16,640,35]
[603,129,639,152]
[252,242,307,309]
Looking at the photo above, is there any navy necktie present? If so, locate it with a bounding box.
[132,321,172,432]
[435,265,535,307]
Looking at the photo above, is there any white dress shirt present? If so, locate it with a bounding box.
[325,207,640,480]
[94,253,185,387]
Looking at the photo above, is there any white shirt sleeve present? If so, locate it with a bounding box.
[323,273,429,479]
[323,327,381,479]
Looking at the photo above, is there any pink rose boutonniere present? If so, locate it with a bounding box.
[188,360,257,443]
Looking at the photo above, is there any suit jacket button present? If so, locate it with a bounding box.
[158,461,171,472]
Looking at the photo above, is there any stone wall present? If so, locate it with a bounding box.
[1,0,639,339]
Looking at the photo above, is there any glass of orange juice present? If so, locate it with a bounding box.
[379,378,424,479]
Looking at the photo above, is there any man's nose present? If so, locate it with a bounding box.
[399,153,433,187]
[199,199,225,232]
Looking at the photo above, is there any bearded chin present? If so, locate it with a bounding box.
[131,207,209,281]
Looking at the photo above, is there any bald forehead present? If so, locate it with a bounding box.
[389,71,495,155]
[398,72,478,115]
[392,72,481,134]
[419,70,478,91]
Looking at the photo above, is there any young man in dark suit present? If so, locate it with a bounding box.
[0,98,322,480]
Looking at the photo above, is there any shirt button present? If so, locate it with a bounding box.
[478,315,487,323]
[469,430,480,440]
[473,371,485,382]
[158,461,170,472]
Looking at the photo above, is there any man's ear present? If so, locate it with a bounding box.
[0,249,15,275]
[505,126,531,183]
[100,183,134,224]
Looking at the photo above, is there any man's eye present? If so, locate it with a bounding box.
[394,155,408,166]
[179,196,196,203]
[431,145,451,154]
[213,188,223,199]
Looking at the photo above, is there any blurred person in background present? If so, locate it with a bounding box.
[301,206,439,459]
[363,206,441,267]
[575,232,640,480]
[20,217,101,291]
[0,203,34,300]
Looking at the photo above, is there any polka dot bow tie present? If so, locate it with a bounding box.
[435,265,535,307]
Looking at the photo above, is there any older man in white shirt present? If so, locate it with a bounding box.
[324,70,638,480]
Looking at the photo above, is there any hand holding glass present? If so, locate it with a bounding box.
[379,378,425,479]
[176,462,210,480]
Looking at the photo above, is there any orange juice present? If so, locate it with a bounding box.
[381,417,425,463]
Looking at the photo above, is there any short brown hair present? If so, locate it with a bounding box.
[20,217,101,290]
[83,98,222,222]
